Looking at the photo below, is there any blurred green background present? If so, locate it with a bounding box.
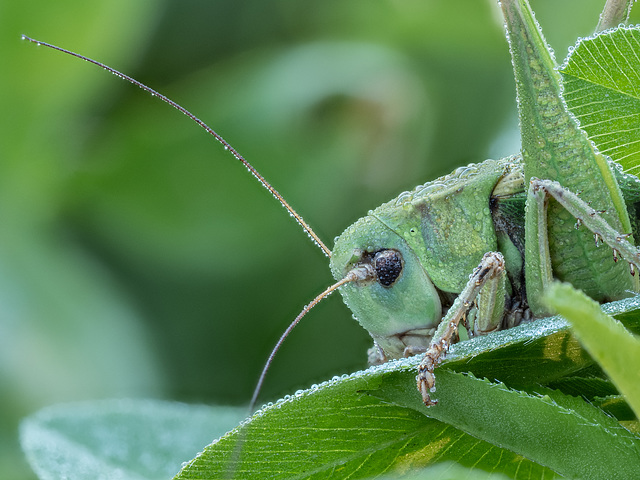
[2,0,633,478]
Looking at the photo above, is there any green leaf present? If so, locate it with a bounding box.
[19,400,246,480]
[592,395,637,421]
[176,367,560,480]
[545,374,619,400]
[560,27,640,174]
[442,295,640,387]
[375,462,511,480]
[371,370,640,479]
[543,282,640,419]
[175,297,640,480]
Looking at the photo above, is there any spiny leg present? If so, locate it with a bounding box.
[417,252,506,406]
[531,178,640,280]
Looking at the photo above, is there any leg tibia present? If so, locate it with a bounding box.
[524,181,554,315]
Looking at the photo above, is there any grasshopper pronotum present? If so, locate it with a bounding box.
[23,0,640,410]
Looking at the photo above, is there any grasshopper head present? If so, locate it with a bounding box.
[330,214,442,360]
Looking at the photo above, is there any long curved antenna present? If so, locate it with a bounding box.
[249,265,375,412]
[21,35,331,257]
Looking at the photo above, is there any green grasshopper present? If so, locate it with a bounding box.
[330,0,640,406]
[24,0,640,409]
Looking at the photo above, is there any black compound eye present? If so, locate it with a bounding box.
[373,249,403,287]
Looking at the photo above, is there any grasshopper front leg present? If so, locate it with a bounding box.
[417,252,506,406]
